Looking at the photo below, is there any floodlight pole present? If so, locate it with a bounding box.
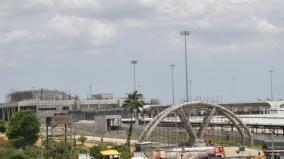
[131,60,138,92]
[181,30,191,102]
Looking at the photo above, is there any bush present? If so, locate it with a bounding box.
[44,140,72,159]
[113,145,131,159]
[0,120,6,133]
[0,146,31,159]
[23,146,41,159]
[90,144,107,159]
[0,146,16,158]
[8,152,31,159]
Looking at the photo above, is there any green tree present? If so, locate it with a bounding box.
[122,91,144,150]
[7,110,40,148]
[0,120,6,133]
[79,135,87,145]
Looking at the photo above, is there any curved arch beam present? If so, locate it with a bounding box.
[139,102,253,145]
[139,105,175,142]
[211,103,253,144]
[139,103,183,142]
[197,107,216,138]
[176,109,197,144]
[221,111,245,144]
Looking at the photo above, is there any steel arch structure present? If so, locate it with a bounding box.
[139,101,253,145]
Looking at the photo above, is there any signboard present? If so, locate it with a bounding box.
[46,116,72,125]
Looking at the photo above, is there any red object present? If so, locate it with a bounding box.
[214,146,226,158]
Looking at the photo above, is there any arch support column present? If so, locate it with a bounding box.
[221,111,245,145]
[176,109,197,145]
[197,108,216,138]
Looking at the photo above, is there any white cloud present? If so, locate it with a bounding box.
[256,19,284,34]
[46,14,117,48]
[229,0,259,3]
[0,30,30,44]
[0,0,284,68]
[29,0,101,11]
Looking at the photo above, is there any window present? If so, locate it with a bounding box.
[63,106,69,110]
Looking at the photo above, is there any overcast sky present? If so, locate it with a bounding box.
[0,0,284,104]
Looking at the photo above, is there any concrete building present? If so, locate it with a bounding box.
[0,89,159,122]
[1,89,283,122]
[0,89,75,121]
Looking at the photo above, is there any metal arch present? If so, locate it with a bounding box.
[138,101,253,145]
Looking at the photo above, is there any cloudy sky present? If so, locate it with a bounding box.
[0,0,283,104]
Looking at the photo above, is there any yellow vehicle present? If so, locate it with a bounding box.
[100,149,121,159]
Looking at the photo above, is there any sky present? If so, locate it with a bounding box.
[0,0,284,104]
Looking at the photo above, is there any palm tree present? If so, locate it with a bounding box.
[122,91,144,150]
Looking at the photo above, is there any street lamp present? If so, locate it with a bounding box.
[181,30,191,102]
[131,60,138,91]
[269,70,274,101]
[170,64,175,105]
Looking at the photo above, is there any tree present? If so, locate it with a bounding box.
[79,135,87,146]
[7,110,40,148]
[122,91,144,150]
[0,120,6,133]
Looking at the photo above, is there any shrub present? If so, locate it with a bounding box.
[0,120,6,133]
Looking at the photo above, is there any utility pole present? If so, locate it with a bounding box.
[181,30,191,102]
[269,70,274,101]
